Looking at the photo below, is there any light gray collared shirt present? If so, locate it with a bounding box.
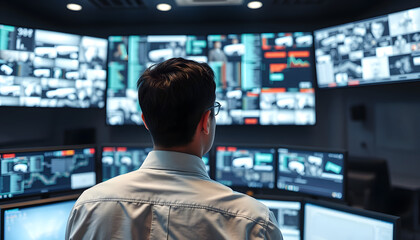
[66,150,283,240]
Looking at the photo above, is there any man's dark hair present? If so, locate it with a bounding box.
[137,58,216,148]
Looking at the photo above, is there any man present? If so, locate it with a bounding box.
[66,58,282,240]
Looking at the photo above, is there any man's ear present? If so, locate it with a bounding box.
[201,110,211,135]
[141,113,149,130]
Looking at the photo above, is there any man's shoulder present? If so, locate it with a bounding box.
[76,171,138,203]
[198,182,270,222]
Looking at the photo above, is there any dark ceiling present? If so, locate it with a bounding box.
[1,0,419,36]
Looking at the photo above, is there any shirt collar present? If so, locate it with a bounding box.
[140,150,210,179]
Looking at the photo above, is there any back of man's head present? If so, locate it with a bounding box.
[137,58,216,148]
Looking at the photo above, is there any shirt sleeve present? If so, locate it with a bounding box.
[264,210,283,240]
[65,207,77,240]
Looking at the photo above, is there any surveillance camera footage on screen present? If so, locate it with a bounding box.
[208,33,315,125]
[277,148,345,200]
[215,146,276,189]
[315,7,420,88]
[106,33,316,126]
[0,25,108,108]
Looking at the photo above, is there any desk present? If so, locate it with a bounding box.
[392,176,420,231]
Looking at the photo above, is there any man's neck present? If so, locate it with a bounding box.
[154,144,202,158]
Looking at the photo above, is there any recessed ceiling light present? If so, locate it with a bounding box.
[247,1,262,9]
[67,3,82,11]
[157,3,172,11]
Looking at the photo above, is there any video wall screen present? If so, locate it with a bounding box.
[215,146,276,188]
[106,33,315,126]
[0,24,108,108]
[277,147,345,200]
[0,146,96,201]
[106,35,208,125]
[208,33,315,125]
[315,7,420,88]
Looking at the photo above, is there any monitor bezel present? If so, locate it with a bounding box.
[0,145,97,203]
[302,199,400,240]
[276,144,348,202]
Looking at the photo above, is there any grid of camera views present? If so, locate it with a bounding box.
[215,146,276,189]
[315,7,420,88]
[208,33,315,125]
[0,25,108,108]
[106,33,315,126]
[106,35,208,125]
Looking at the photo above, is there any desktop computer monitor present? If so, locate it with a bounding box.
[277,147,346,200]
[0,146,96,201]
[101,145,153,181]
[215,145,276,188]
[257,197,302,240]
[2,198,77,240]
[0,24,108,108]
[314,6,420,88]
[101,146,211,181]
[303,200,400,240]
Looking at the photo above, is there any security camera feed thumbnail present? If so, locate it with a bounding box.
[277,148,345,200]
[258,199,301,240]
[107,35,208,125]
[208,33,315,125]
[0,25,108,107]
[215,146,276,188]
[101,146,152,181]
[315,7,420,88]
[0,147,96,200]
[3,199,76,240]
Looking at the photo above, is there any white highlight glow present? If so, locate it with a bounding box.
[67,3,82,11]
[247,1,262,9]
[157,3,172,11]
